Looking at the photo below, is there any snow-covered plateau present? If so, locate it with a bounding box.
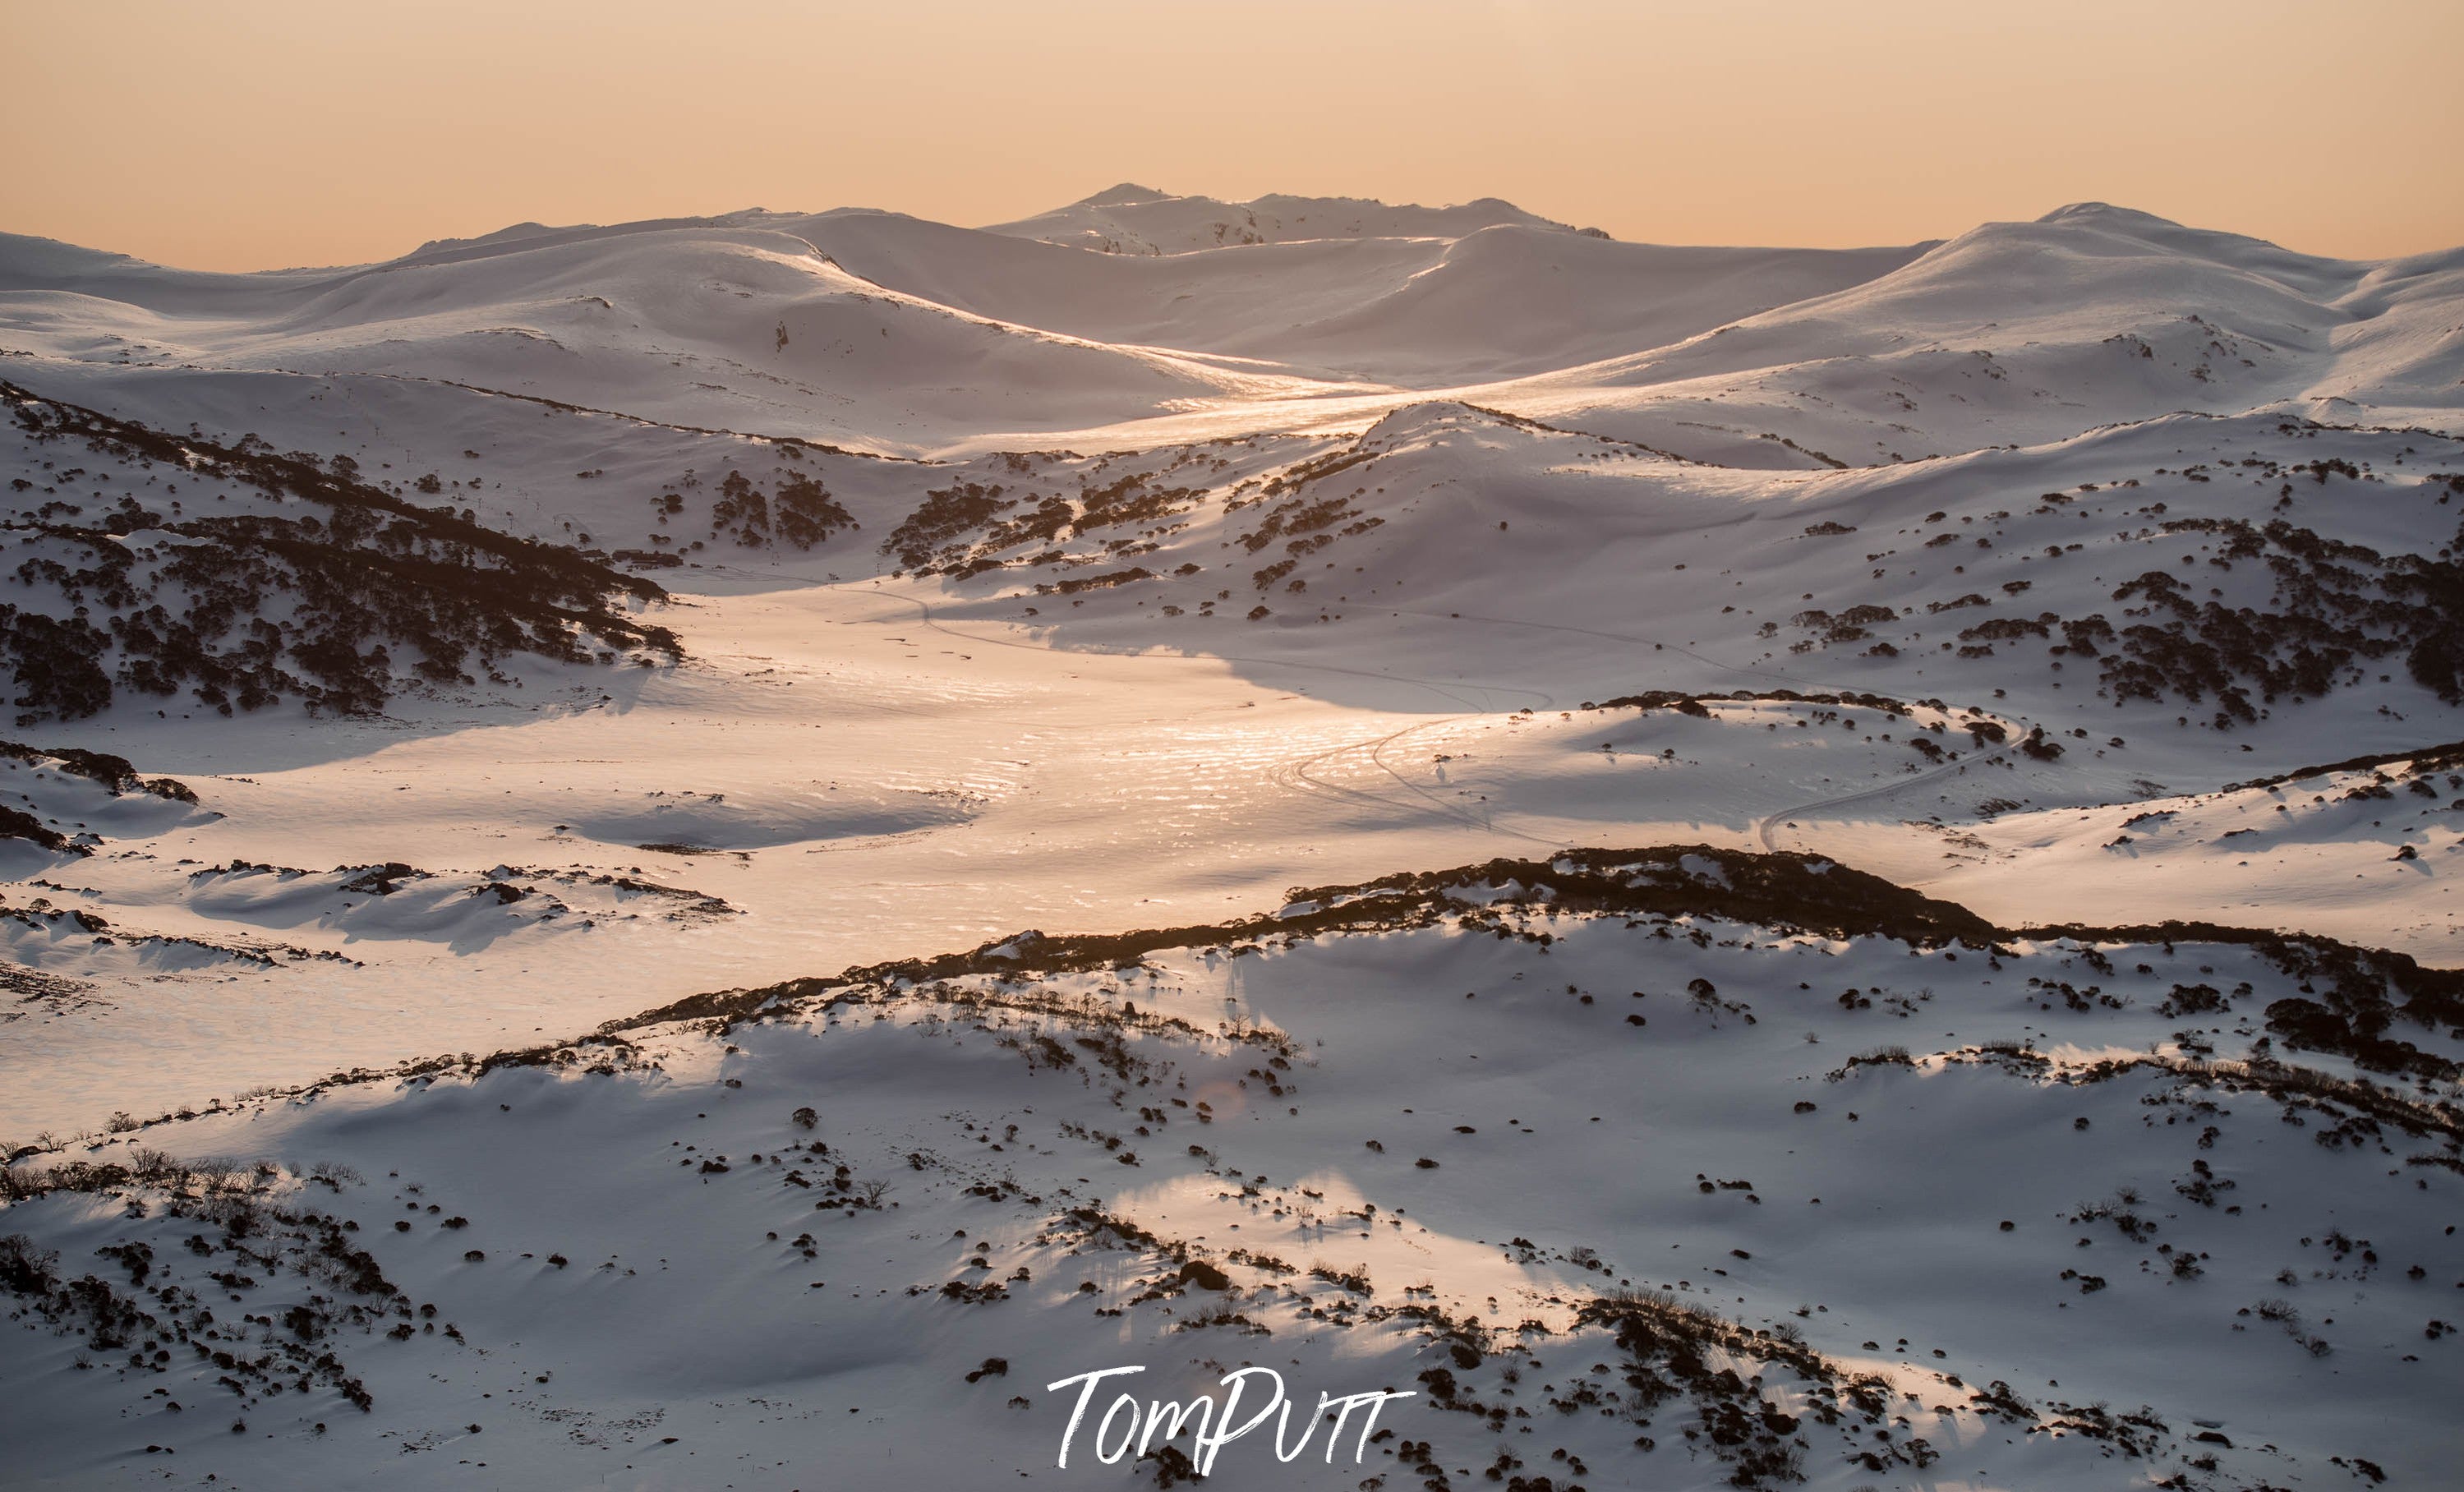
[0,186,2459,1490]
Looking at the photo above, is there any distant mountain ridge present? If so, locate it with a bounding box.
[978,183,1604,255]
[0,195,2454,457]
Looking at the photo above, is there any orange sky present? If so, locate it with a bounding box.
[5,0,2457,271]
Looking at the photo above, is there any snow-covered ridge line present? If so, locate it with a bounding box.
[2217,735,2464,795]
[602,844,2457,1082]
[381,375,933,464]
[610,845,1990,1029]
[35,838,2460,1144]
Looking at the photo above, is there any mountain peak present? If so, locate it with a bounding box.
[2035,201,2186,231]
[984,189,1574,256]
[1077,182,1168,206]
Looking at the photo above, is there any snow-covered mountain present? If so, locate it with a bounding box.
[979,182,1596,254]
[2,191,2460,1490]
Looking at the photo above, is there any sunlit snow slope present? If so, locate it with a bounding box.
[2,188,2461,1492]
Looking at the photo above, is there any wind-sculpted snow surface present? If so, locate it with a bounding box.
[2,190,2462,1489]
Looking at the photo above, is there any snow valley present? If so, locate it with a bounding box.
[0,186,2459,1491]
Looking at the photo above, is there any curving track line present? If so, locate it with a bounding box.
[859,590,1565,833]
[1756,747,2013,852]
[693,566,2031,853]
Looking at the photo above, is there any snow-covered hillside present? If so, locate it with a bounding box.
[5,851,2458,1490]
[2,190,2459,1490]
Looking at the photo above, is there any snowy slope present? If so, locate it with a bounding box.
[1471,205,2462,463]
[1,223,1313,450]
[3,851,2457,1490]
[3,189,2462,1491]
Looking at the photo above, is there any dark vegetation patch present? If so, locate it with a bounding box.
[1583,688,1930,717]
[1231,486,1383,569]
[2080,514,2464,718]
[1572,1291,1927,1485]
[1577,689,2033,761]
[2220,737,2464,794]
[1,1154,395,1413]
[0,383,678,723]
[884,481,1015,572]
[883,449,1219,579]
[2144,1054,2462,1147]
[1566,1288,2166,1477]
[1760,431,1848,468]
[2009,917,2464,1082]
[0,739,197,804]
[1826,1045,1916,1080]
[694,467,854,550]
[1036,567,1153,596]
[1775,492,2464,725]
[0,804,73,853]
[0,962,90,1005]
